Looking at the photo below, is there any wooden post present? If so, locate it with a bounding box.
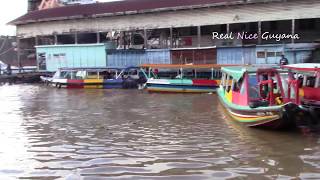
[170,27,173,49]
[258,21,262,45]
[211,68,214,80]
[197,26,201,48]
[144,29,148,49]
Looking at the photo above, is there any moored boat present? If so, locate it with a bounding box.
[41,67,145,89]
[283,63,320,126]
[140,64,228,93]
[217,66,300,129]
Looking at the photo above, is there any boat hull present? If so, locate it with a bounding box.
[47,79,138,89]
[223,104,294,129]
[146,79,219,93]
[217,90,295,129]
[147,84,217,93]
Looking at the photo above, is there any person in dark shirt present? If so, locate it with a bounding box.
[6,64,12,75]
[279,55,289,65]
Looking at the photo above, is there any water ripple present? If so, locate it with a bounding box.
[0,85,319,179]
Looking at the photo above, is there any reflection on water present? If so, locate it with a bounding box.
[0,85,320,179]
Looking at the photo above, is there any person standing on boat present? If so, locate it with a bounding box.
[279,55,289,65]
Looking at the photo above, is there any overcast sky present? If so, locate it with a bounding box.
[0,0,117,36]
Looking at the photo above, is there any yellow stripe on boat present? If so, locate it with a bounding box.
[228,110,280,123]
[84,79,104,89]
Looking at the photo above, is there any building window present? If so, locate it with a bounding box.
[299,19,316,30]
[220,24,227,33]
[53,53,66,61]
[270,21,278,31]
[257,51,265,58]
[249,22,258,32]
[37,53,46,70]
[267,52,275,57]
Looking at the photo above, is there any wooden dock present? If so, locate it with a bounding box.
[0,72,50,84]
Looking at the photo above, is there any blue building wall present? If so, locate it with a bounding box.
[285,51,312,64]
[217,43,316,65]
[36,43,317,72]
[255,45,284,64]
[146,49,171,64]
[217,46,256,64]
[284,43,317,64]
[106,49,171,67]
[36,44,107,71]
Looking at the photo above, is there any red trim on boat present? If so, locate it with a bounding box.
[303,87,320,101]
[67,79,84,89]
[192,79,218,86]
[283,65,320,72]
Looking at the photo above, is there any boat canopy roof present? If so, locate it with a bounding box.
[283,63,320,73]
[221,66,248,81]
[221,66,285,81]
[140,64,235,69]
[59,66,139,71]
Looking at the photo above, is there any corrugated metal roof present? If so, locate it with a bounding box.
[10,0,261,25]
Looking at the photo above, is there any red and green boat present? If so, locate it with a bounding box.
[217,66,300,129]
[140,64,229,93]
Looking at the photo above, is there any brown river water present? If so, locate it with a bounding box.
[0,84,320,180]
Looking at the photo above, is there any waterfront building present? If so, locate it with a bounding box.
[10,0,320,71]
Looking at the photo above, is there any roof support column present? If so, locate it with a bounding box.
[96,32,100,43]
[170,27,173,49]
[123,31,127,50]
[291,19,295,44]
[35,36,39,46]
[144,28,148,49]
[54,34,58,45]
[74,32,78,44]
[226,24,230,34]
[258,21,262,45]
[17,38,21,72]
[197,26,201,48]
[291,19,296,63]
